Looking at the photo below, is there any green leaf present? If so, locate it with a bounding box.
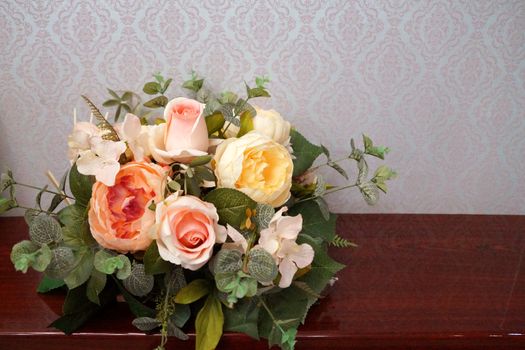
[132,317,161,332]
[247,247,278,283]
[290,129,323,177]
[359,181,379,205]
[237,111,254,137]
[144,95,168,108]
[143,81,161,95]
[288,200,336,242]
[214,249,243,274]
[122,91,132,101]
[102,99,120,107]
[246,83,270,99]
[46,246,76,279]
[363,134,390,160]
[205,113,225,135]
[357,158,368,185]
[48,169,68,212]
[189,155,212,167]
[218,103,239,126]
[329,161,349,180]
[330,234,358,248]
[254,203,274,230]
[29,215,62,245]
[143,241,171,275]
[37,276,65,293]
[94,250,131,279]
[195,294,224,350]
[69,163,94,207]
[182,77,204,92]
[86,269,107,305]
[255,76,270,89]
[204,188,257,228]
[64,248,94,289]
[168,321,189,340]
[123,263,154,297]
[113,277,156,318]
[32,244,53,272]
[174,279,211,304]
[107,88,120,99]
[10,240,40,273]
[0,196,16,214]
[219,91,238,105]
[224,297,260,339]
[162,78,173,93]
[314,197,330,221]
[371,165,397,194]
[35,185,48,210]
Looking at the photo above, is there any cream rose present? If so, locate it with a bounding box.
[225,106,291,146]
[88,161,167,253]
[155,195,226,271]
[149,97,209,164]
[213,132,293,207]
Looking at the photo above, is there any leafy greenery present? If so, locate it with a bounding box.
[174,279,211,304]
[204,188,257,228]
[330,234,358,248]
[224,297,260,339]
[123,263,154,297]
[182,71,204,93]
[288,200,336,243]
[37,276,65,293]
[103,89,134,122]
[144,241,171,275]
[29,215,62,245]
[69,163,94,207]
[195,293,224,350]
[290,129,324,177]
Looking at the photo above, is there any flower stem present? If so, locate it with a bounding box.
[294,183,358,204]
[309,156,351,172]
[15,205,55,216]
[13,182,74,199]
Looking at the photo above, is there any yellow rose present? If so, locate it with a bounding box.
[213,132,293,207]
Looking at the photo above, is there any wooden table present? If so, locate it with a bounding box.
[0,215,524,349]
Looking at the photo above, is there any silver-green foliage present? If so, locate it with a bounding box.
[123,263,154,297]
[255,203,274,230]
[94,250,131,279]
[214,249,243,274]
[29,215,62,245]
[10,241,52,273]
[45,246,76,279]
[247,248,277,283]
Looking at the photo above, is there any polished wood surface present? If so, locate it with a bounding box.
[1,214,524,349]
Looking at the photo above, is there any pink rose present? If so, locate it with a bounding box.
[149,97,209,164]
[88,161,167,253]
[155,195,226,270]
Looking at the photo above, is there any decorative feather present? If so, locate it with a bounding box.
[81,95,120,141]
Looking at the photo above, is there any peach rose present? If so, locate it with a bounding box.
[88,161,167,253]
[149,97,209,164]
[155,195,226,271]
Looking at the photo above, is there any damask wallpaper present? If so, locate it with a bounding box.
[0,0,524,214]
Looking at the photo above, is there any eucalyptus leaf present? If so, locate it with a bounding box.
[144,95,168,108]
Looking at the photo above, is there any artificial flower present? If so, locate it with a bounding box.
[155,194,226,271]
[258,207,314,288]
[213,131,293,207]
[149,97,209,164]
[225,106,291,146]
[88,161,167,252]
[116,113,152,161]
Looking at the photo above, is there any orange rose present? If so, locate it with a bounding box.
[88,161,167,253]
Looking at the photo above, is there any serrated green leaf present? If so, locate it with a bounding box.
[290,129,323,177]
[195,294,223,350]
[204,188,257,228]
[224,297,260,339]
[144,241,171,275]
[174,279,211,304]
[288,200,336,242]
[144,95,168,108]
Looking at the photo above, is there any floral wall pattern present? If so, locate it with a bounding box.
[1,0,524,214]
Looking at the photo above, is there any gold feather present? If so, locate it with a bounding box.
[81,95,120,141]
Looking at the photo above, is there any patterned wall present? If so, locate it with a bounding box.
[1,0,524,214]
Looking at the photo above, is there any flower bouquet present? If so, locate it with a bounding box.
[1,72,396,350]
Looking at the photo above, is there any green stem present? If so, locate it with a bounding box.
[221,97,250,136]
[13,182,74,199]
[15,205,55,216]
[294,183,358,204]
[309,156,351,172]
